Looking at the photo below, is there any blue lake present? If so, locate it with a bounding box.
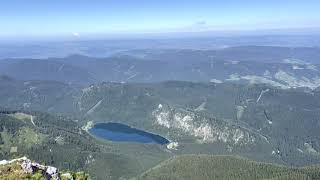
[89,122,170,145]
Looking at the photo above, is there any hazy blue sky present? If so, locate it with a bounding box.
[1,0,320,39]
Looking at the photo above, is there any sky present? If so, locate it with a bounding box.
[1,0,320,40]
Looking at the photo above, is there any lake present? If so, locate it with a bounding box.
[89,122,170,145]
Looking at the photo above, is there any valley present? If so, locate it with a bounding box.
[2,0,320,178]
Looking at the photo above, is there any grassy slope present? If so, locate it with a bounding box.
[139,155,320,180]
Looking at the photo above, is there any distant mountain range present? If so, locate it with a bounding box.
[1,46,320,90]
[1,35,320,59]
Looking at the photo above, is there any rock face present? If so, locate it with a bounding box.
[21,159,34,173]
[153,104,255,145]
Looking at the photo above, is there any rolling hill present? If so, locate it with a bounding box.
[139,155,320,180]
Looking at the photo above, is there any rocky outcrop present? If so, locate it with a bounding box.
[0,157,89,180]
[21,159,59,179]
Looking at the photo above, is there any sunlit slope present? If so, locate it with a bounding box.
[139,155,320,180]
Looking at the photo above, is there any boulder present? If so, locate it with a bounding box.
[46,166,60,180]
[21,159,34,173]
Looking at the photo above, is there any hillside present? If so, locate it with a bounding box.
[57,81,320,166]
[1,79,320,167]
[0,109,172,180]
[0,59,95,85]
[139,155,320,180]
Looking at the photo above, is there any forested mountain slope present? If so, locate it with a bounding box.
[139,155,320,180]
[0,78,320,167]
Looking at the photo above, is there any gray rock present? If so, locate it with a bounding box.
[46,166,60,180]
[21,159,34,173]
